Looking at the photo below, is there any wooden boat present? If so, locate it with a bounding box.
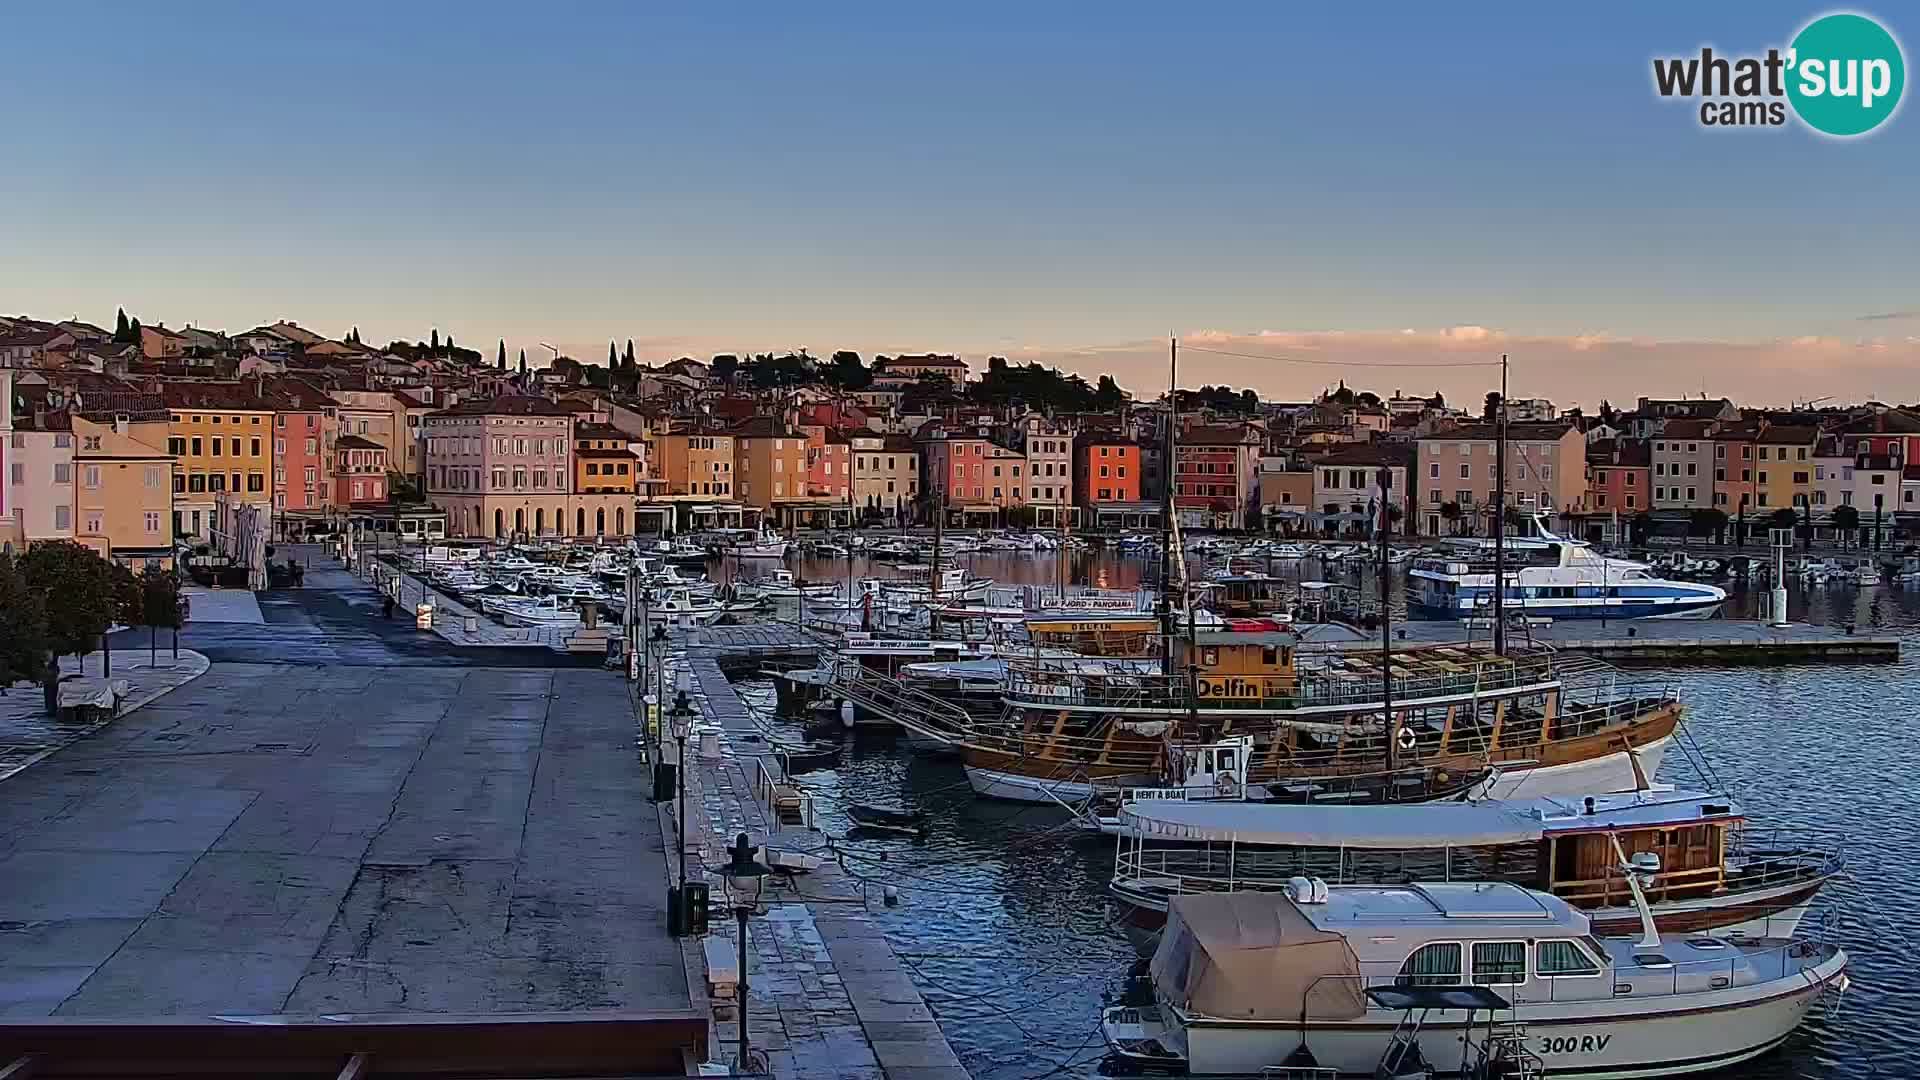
[772,740,842,775]
[1107,789,1840,942]
[846,802,927,836]
[878,619,1684,806]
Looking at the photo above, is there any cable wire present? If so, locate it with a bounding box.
[1180,344,1506,370]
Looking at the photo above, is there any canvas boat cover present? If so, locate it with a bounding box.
[1151,892,1365,1021]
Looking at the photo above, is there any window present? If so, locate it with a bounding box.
[54,505,71,530]
[53,433,71,448]
[1472,941,1526,985]
[188,474,206,493]
[1459,463,1471,479]
[248,473,264,493]
[168,437,185,455]
[53,463,71,484]
[145,511,163,534]
[230,438,240,456]
[251,438,261,456]
[6,463,17,485]
[173,473,185,494]
[211,438,222,457]
[1428,461,1440,478]
[1397,942,1462,987]
[1536,940,1600,978]
[83,465,101,488]
[209,473,226,492]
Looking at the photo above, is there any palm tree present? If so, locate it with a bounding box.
[1439,500,1461,536]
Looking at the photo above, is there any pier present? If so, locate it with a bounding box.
[661,645,969,1080]
[1379,618,1901,665]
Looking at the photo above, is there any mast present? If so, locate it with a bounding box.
[1160,336,1178,669]
[930,483,945,638]
[1379,466,1397,774]
[1493,353,1508,656]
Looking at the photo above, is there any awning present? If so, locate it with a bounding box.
[1120,800,1546,849]
[1152,892,1364,1021]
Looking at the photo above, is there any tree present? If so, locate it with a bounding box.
[19,541,115,715]
[137,566,185,663]
[1440,500,1462,536]
[445,333,455,351]
[1832,504,1860,548]
[430,328,440,352]
[1598,400,1618,426]
[0,553,48,691]
[608,341,618,368]
[128,316,142,341]
[1483,392,1503,421]
[1628,511,1654,547]
[113,307,130,342]
[624,339,636,370]
[1689,507,1730,545]
[711,354,740,386]
[1093,374,1126,411]
[518,348,528,375]
[497,339,507,369]
[109,562,142,630]
[824,351,871,391]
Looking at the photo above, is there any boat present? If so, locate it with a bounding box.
[1101,882,1848,1077]
[642,586,724,625]
[1408,517,1726,620]
[1106,788,1840,941]
[929,622,1681,805]
[724,526,790,559]
[492,594,587,628]
[744,568,839,599]
[845,802,927,837]
[772,739,843,774]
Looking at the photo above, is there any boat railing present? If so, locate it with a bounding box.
[826,658,974,744]
[1280,939,1834,1019]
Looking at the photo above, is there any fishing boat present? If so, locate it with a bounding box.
[642,586,725,625]
[1408,518,1726,620]
[492,594,587,628]
[845,802,927,836]
[1102,882,1847,1077]
[724,526,790,559]
[743,568,838,599]
[929,622,1680,805]
[1107,789,1840,941]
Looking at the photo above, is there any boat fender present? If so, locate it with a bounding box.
[840,699,855,728]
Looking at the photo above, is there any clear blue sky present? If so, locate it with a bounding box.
[0,2,1912,375]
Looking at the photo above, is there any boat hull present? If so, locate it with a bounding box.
[1478,734,1672,799]
[1164,952,1846,1077]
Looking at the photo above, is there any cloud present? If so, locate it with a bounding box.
[1858,310,1918,322]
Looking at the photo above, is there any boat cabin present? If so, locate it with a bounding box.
[1025,614,1163,657]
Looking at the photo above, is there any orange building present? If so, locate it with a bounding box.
[1076,432,1152,528]
[731,416,809,511]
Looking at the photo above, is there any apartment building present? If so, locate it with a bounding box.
[423,395,575,539]
[1649,419,1715,511]
[1754,425,1818,513]
[1415,421,1585,532]
[848,432,918,521]
[161,383,278,540]
[800,425,851,503]
[654,430,735,497]
[1313,445,1410,535]
[72,411,173,564]
[8,404,75,543]
[1584,440,1651,515]
[1174,424,1262,529]
[1710,420,1763,518]
[1011,413,1076,526]
[731,416,810,511]
[333,435,389,506]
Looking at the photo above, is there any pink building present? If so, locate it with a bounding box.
[424,396,577,539]
[802,426,851,501]
[334,435,389,506]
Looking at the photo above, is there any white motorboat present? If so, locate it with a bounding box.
[724,527,790,559]
[643,586,725,625]
[1103,880,1847,1077]
[492,594,587,628]
[745,569,839,599]
[1408,516,1725,620]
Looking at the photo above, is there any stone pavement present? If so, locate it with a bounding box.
[0,648,210,783]
[0,657,685,1020]
[660,649,968,1080]
[358,558,577,651]
[179,587,264,624]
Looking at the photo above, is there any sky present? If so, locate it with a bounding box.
[1,2,1914,409]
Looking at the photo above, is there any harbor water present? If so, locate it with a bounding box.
[732,549,1920,1079]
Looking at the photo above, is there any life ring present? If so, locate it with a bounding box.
[1215,771,1238,794]
[1396,726,1418,752]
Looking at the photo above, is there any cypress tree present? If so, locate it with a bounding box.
[129,317,143,340]
[114,308,129,340]
[608,341,617,368]
[497,339,507,369]
[430,328,440,352]
[518,348,527,375]
[446,334,455,351]
[624,339,635,369]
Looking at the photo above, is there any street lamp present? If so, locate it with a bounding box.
[722,832,770,1076]
[669,678,695,928]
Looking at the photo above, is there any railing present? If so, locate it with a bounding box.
[827,659,974,744]
[753,757,816,829]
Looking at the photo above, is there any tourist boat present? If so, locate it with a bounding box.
[1408,518,1726,620]
[1201,565,1295,619]
[1107,789,1840,941]
[921,621,1682,805]
[1101,882,1848,1077]
[880,567,994,604]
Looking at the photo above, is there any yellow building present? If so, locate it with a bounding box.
[1755,424,1819,514]
[73,410,174,564]
[731,416,809,511]
[574,422,638,494]
[161,383,278,540]
[655,430,735,497]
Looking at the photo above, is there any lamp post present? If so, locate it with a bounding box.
[671,675,695,904]
[723,833,770,1076]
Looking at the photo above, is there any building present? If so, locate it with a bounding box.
[1257,456,1314,534]
[731,416,810,512]
[267,384,337,527]
[1811,441,1900,545]
[1010,414,1076,527]
[1649,419,1716,512]
[1076,431,1152,529]
[654,430,736,498]
[1628,396,1739,439]
[71,411,173,565]
[916,423,1028,521]
[1754,425,1818,514]
[1415,421,1585,533]
[848,432,918,522]
[1835,408,1920,466]
[1312,445,1411,536]
[161,383,279,541]
[138,324,187,360]
[800,426,851,503]
[1710,420,1763,523]
[7,400,74,543]
[333,435,389,507]
[422,395,575,540]
[873,353,969,384]
[1505,397,1557,422]
[0,371,10,549]
[1173,424,1263,529]
[574,422,638,494]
